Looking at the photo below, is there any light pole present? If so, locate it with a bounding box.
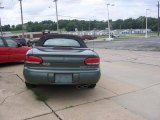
[19,0,24,38]
[54,0,59,32]
[89,16,94,31]
[0,6,4,36]
[145,9,150,38]
[106,3,114,40]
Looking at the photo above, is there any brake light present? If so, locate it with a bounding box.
[84,57,100,65]
[25,56,43,64]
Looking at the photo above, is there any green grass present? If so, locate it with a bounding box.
[32,90,48,102]
[97,34,144,41]
[97,32,159,41]
[107,32,158,41]
[115,35,144,40]
[154,48,160,52]
[11,30,27,34]
[26,85,48,102]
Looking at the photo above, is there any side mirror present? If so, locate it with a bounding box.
[17,43,22,47]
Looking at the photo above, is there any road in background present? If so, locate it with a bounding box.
[86,37,160,51]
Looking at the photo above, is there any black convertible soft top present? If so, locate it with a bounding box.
[35,34,87,48]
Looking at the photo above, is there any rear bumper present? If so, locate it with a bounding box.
[23,67,101,85]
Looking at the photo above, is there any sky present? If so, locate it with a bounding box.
[0,0,159,25]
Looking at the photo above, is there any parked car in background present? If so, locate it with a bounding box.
[23,34,101,88]
[27,38,39,47]
[111,34,119,38]
[81,35,97,40]
[42,30,50,35]
[15,38,28,46]
[0,37,30,64]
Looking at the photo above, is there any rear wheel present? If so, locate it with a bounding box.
[88,84,96,88]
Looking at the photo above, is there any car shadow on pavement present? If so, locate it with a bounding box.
[28,85,108,111]
[29,85,94,101]
[0,62,24,68]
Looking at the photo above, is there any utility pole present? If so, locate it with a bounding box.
[107,4,111,40]
[145,9,150,38]
[0,4,4,36]
[106,3,114,41]
[158,1,160,36]
[89,16,94,31]
[54,0,59,32]
[19,0,24,38]
[89,20,91,31]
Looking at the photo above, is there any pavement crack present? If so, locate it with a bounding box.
[98,85,119,96]
[55,96,115,112]
[55,101,99,112]
[110,82,160,99]
[121,60,160,67]
[0,97,8,106]
[16,74,25,83]
[24,112,53,120]
[0,72,14,73]
[0,72,16,78]
[0,90,27,106]
[139,82,160,91]
[55,82,160,112]
[44,102,63,120]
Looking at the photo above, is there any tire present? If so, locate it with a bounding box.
[88,84,96,88]
[25,82,37,89]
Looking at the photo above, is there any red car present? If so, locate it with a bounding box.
[81,35,97,40]
[0,37,30,64]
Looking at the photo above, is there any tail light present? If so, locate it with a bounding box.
[25,56,43,64]
[84,57,100,65]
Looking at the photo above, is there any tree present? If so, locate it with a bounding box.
[66,22,77,31]
[1,16,159,32]
[2,25,11,31]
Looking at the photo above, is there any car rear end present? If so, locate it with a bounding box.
[23,34,100,87]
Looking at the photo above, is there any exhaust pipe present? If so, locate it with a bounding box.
[76,84,89,89]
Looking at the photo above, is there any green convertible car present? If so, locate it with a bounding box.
[23,34,100,88]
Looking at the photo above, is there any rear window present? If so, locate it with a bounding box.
[43,38,80,47]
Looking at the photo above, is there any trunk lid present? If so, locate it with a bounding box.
[27,47,99,69]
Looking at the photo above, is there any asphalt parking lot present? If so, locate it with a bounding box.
[0,40,160,120]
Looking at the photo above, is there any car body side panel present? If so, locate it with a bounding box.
[0,37,30,63]
[9,46,30,62]
[0,47,9,63]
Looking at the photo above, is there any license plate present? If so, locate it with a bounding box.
[55,74,72,83]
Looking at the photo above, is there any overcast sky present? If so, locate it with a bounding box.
[0,0,159,25]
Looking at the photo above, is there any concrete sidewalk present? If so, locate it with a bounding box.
[0,49,160,120]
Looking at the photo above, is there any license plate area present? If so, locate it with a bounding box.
[55,74,72,83]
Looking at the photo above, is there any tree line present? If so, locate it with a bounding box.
[2,16,158,32]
